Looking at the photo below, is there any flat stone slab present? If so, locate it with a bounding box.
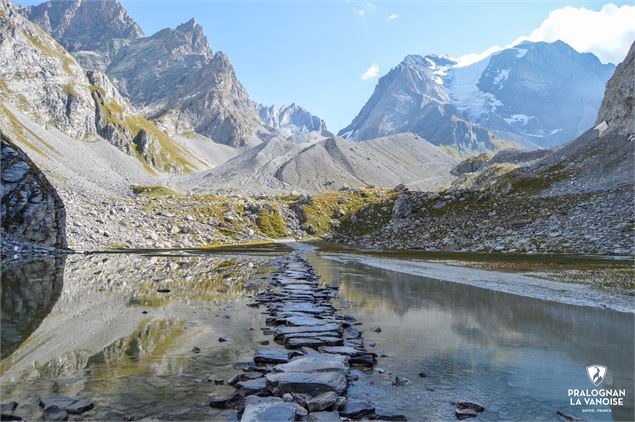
[236,377,268,394]
[241,401,297,422]
[285,316,332,327]
[340,398,375,419]
[254,348,290,364]
[274,324,341,337]
[286,337,344,348]
[274,355,348,373]
[39,396,94,415]
[319,346,373,357]
[302,411,342,422]
[307,391,338,412]
[266,371,348,395]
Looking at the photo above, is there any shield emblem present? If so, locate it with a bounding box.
[586,365,607,386]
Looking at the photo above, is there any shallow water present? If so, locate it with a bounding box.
[1,244,633,421]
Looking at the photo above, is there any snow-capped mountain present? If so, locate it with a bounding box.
[340,41,615,151]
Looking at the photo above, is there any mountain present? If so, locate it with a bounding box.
[24,0,265,148]
[179,133,457,194]
[24,0,143,56]
[338,54,502,155]
[340,41,615,152]
[457,40,634,196]
[259,103,328,133]
[0,2,225,182]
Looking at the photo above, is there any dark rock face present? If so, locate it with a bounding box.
[596,41,635,134]
[1,137,66,249]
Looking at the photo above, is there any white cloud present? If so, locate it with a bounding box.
[347,0,375,17]
[387,14,398,22]
[457,3,635,66]
[361,63,380,80]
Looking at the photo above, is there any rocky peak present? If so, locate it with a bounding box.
[25,0,144,54]
[596,41,634,134]
[258,103,328,134]
[175,17,210,54]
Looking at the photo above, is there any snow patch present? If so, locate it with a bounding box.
[493,68,510,86]
[446,56,503,118]
[515,48,528,58]
[504,113,533,126]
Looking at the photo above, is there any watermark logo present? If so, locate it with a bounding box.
[586,365,607,386]
[567,364,627,414]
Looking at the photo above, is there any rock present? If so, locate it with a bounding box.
[241,401,297,422]
[418,371,427,378]
[259,340,269,345]
[302,411,341,422]
[455,408,477,420]
[208,392,238,408]
[64,399,94,415]
[1,139,67,250]
[254,348,290,364]
[0,403,17,413]
[240,372,264,381]
[218,336,229,342]
[236,377,268,395]
[391,376,410,386]
[39,397,93,415]
[266,370,348,395]
[371,326,382,333]
[282,393,293,402]
[451,153,490,176]
[228,374,241,386]
[556,410,584,421]
[0,414,22,421]
[43,406,68,421]
[392,195,412,219]
[307,391,338,412]
[339,398,375,419]
[273,355,348,373]
[455,401,485,412]
[156,289,170,293]
[192,346,201,353]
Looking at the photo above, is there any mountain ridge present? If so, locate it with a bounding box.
[340,40,615,153]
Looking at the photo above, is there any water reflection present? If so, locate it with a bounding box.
[307,252,635,422]
[1,257,66,359]
[1,247,633,421]
[0,251,279,420]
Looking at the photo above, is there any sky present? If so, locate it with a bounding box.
[15,0,635,132]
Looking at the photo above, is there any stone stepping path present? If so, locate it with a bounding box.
[209,254,403,421]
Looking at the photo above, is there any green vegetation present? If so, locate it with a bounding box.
[131,185,177,196]
[300,189,396,236]
[95,96,201,174]
[505,162,575,193]
[256,206,287,238]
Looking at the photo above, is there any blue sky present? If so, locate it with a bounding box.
[16,1,635,131]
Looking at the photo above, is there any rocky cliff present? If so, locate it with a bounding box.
[1,136,67,250]
[596,41,635,134]
[24,0,266,148]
